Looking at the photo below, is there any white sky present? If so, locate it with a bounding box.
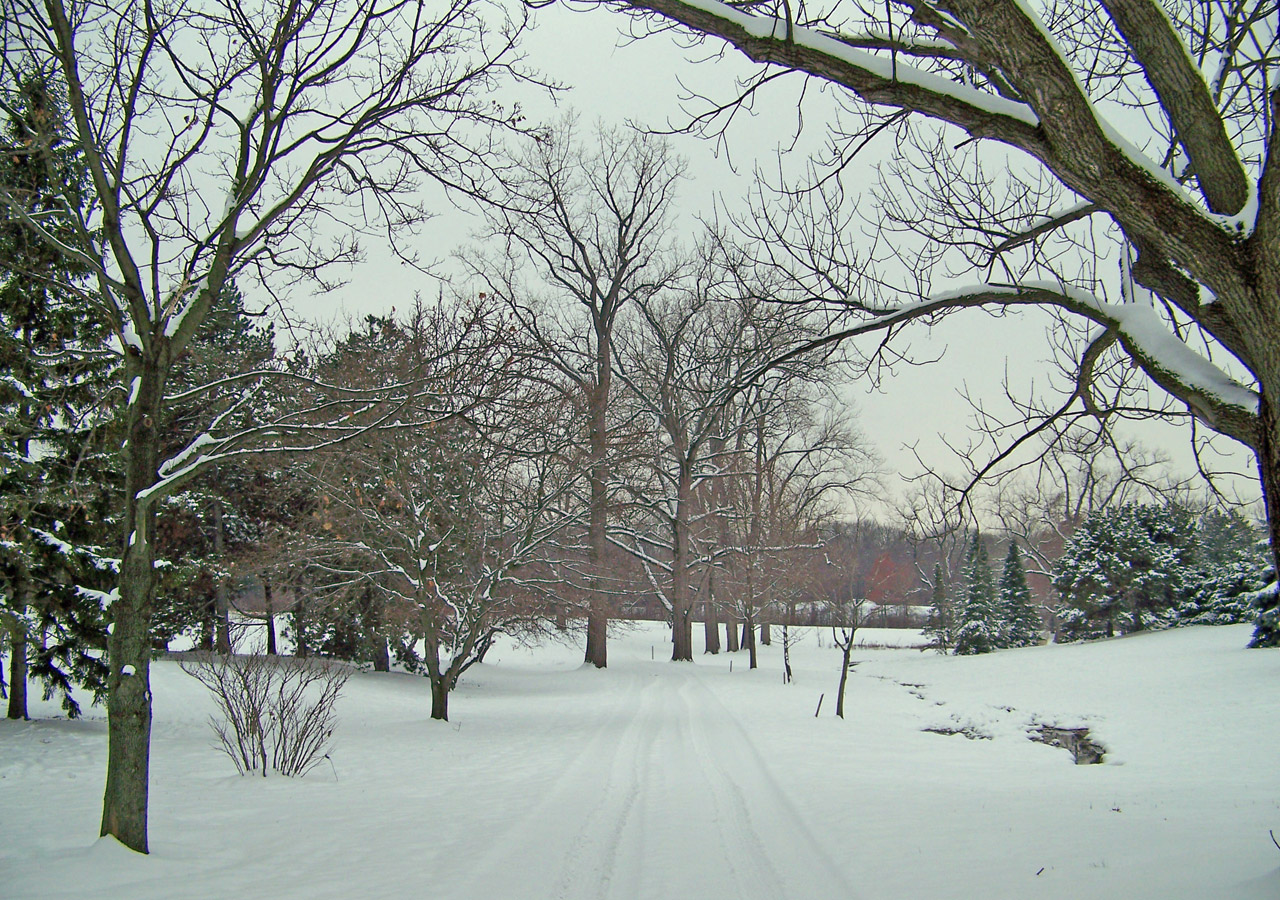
[294,2,1261,519]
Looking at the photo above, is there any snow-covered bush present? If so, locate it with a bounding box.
[180,653,350,777]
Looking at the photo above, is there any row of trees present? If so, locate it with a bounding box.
[0,29,873,850]
[921,501,1271,654]
[4,0,1278,861]
[604,0,1280,642]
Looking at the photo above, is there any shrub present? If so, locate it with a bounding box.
[180,653,351,777]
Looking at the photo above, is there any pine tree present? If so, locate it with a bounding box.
[954,534,998,655]
[998,542,1041,648]
[922,563,952,653]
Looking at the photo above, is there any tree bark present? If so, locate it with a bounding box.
[6,557,33,719]
[372,635,390,672]
[293,599,309,659]
[424,639,451,721]
[584,338,612,669]
[212,500,231,654]
[100,359,164,854]
[835,633,855,719]
[671,466,694,661]
[263,580,277,655]
[6,622,27,720]
[725,613,739,652]
[1250,392,1280,645]
[703,574,721,654]
[760,622,771,646]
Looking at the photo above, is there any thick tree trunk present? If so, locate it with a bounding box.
[372,635,390,672]
[7,624,27,720]
[584,351,611,669]
[1250,392,1280,646]
[430,677,449,721]
[101,362,164,855]
[671,469,694,661]
[760,622,771,646]
[743,610,757,669]
[725,613,739,652]
[703,584,721,654]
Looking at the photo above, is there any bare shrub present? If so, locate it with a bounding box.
[180,654,351,777]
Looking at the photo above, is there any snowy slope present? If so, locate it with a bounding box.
[1,624,1277,899]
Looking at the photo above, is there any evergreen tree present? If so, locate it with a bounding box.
[1180,510,1274,630]
[151,281,277,651]
[954,534,998,655]
[998,541,1041,648]
[922,563,952,653]
[1053,504,1196,640]
[0,71,115,718]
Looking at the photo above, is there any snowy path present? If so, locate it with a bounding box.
[462,663,856,900]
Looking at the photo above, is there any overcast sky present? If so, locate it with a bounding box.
[298,1,1261,519]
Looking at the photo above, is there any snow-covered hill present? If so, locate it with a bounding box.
[2,623,1277,899]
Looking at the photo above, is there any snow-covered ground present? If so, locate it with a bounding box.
[2,623,1278,899]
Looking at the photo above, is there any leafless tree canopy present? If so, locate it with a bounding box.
[600,0,1280,576]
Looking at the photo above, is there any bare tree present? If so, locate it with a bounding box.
[613,251,866,660]
[465,119,684,668]
[0,0,538,852]
[298,301,578,721]
[604,0,1280,640]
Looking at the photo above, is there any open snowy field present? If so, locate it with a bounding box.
[2,622,1278,899]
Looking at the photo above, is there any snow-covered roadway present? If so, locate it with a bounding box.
[462,663,856,900]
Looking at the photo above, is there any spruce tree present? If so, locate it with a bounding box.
[0,72,115,718]
[954,534,998,655]
[922,563,952,653]
[998,542,1041,648]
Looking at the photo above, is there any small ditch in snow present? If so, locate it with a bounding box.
[1031,725,1106,764]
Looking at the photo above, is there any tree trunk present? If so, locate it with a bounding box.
[6,559,33,719]
[100,361,164,855]
[703,579,721,654]
[760,622,771,646]
[584,351,611,669]
[835,634,855,719]
[671,467,694,661]
[198,602,214,652]
[263,580,277,655]
[1250,391,1280,646]
[744,611,757,670]
[725,613,739,652]
[212,501,231,654]
[293,600,309,659]
[372,635,390,672]
[424,639,450,721]
[7,622,27,720]
[430,676,449,721]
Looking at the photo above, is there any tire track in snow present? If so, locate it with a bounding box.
[679,671,858,899]
[460,664,857,900]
